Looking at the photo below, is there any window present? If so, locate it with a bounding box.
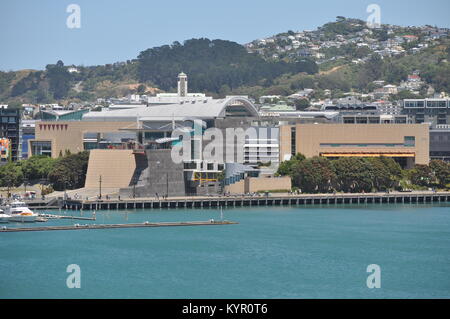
[343,117,355,124]
[290,127,296,156]
[83,142,99,150]
[404,136,415,147]
[356,117,368,124]
[184,162,197,169]
[31,141,52,156]
[144,132,164,141]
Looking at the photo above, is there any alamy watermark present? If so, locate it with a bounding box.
[366,264,381,289]
[66,4,81,29]
[170,119,277,164]
[366,4,381,29]
[66,264,81,288]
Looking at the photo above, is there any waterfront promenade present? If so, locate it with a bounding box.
[48,190,450,211]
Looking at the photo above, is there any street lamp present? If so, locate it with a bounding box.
[166,172,169,199]
[98,175,102,199]
[23,178,28,199]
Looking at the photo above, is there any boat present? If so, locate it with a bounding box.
[0,209,11,223]
[4,201,39,222]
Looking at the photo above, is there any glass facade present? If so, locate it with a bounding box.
[30,141,52,157]
[21,133,35,159]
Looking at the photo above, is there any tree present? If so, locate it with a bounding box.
[409,164,434,187]
[137,38,318,94]
[21,155,55,181]
[366,157,400,191]
[430,160,450,188]
[48,151,89,191]
[331,158,374,193]
[384,62,408,84]
[372,29,389,42]
[390,90,422,101]
[277,153,306,176]
[219,84,231,97]
[291,157,336,193]
[358,54,383,87]
[294,98,310,111]
[45,60,72,99]
[0,163,24,188]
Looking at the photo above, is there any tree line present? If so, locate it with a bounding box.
[0,151,89,192]
[277,154,450,193]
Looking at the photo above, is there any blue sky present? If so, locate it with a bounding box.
[0,0,449,71]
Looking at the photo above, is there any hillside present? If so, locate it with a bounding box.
[0,38,317,104]
[230,37,450,99]
[0,17,449,105]
[137,38,317,94]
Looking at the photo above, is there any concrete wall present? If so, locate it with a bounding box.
[279,124,430,165]
[85,149,136,188]
[31,121,135,158]
[120,149,186,197]
[224,176,291,194]
[224,179,245,194]
[246,176,291,193]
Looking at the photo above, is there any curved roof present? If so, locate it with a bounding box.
[82,96,259,122]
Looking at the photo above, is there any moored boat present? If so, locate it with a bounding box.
[5,201,38,222]
[0,209,11,223]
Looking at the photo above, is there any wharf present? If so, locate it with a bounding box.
[59,192,450,211]
[0,220,237,232]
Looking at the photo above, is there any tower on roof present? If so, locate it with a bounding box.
[177,72,188,97]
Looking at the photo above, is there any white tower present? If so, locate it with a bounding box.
[177,72,188,97]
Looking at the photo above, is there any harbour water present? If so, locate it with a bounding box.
[1,203,449,299]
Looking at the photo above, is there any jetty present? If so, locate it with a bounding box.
[0,220,238,232]
[38,213,96,221]
[54,191,450,211]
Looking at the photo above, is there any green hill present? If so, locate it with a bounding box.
[0,38,317,104]
[1,17,449,105]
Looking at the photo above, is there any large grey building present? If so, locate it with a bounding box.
[403,98,450,126]
[83,95,263,196]
[430,126,450,162]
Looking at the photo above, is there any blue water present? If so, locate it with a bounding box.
[1,204,449,299]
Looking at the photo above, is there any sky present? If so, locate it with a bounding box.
[0,0,449,71]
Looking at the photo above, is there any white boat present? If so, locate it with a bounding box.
[5,201,38,222]
[0,209,11,223]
